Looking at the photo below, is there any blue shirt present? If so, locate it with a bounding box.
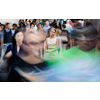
[43,25,51,34]
[70,27,77,35]
[0,30,4,39]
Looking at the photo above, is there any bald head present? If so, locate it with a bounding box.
[66,20,70,24]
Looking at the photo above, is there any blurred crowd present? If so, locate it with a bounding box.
[0,19,84,57]
[0,19,100,82]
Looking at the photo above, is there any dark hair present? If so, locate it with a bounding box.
[12,23,17,27]
[30,23,35,27]
[25,19,29,22]
[86,22,93,26]
[29,19,33,23]
[19,22,25,27]
[76,22,81,27]
[25,19,27,22]
[37,23,42,27]
[6,22,10,26]
[62,24,66,28]
[12,29,24,46]
[1,24,5,28]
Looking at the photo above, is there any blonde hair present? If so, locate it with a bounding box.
[55,29,62,36]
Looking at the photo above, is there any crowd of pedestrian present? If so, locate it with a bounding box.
[0,19,85,60]
[1,19,99,82]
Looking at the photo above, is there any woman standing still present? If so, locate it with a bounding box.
[45,28,59,60]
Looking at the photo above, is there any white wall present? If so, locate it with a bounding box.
[0,19,21,28]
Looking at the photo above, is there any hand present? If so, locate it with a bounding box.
[1,44,4,49]
[5,51,12,58]
[45,50,51,53]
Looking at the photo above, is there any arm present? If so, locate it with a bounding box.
[72,39,74,47]
[0,31,4,49]
[1,38,4,49]
[68,35,71,44]
[4,45,12,59]
[5,51,12,58]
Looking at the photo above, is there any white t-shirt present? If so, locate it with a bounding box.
[79,20,84,27]
[65,23,73,33]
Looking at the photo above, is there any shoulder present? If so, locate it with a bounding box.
[56,38,59,40]
[43,25,46,28]
[46,37,50,40]
[7,44,12,49]
[58,36,61,39]
[46,38,49,42]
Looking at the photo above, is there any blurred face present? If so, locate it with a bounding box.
[38,24,42,29]
[74,39,97,51]
[36,19,39,22]
[30,19,33,22]
[13,25,17,30]
[26,19,29,23]
[15,32,24,44]
[45,23,49,27]
[40,19,43,22]
[30,24,34,29]
[6,24,10,29]
[51,19,54,22]
[0,27,2,31]
[22,33,45,55]
[50,29,55,37]
[1,25,4,29]
[20,23,24,27]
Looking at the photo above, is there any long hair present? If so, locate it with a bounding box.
[6,29,24,71]
[11,29,24,46]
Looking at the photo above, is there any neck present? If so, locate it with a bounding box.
[50,36,54,38]
[62,28,65,30]
[6,28,9,30]
[16,42,22,47]
[31,27,34,29]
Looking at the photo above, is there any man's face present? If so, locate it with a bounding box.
[46,23,49,27]
[6,24,10,29]
[13,25,17,30]
[30,24,34,29]
[38,24,42,29]
[1,25,4,29]
[74,39,97,51]
[20,23,24,27]
[21,33,45,56]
